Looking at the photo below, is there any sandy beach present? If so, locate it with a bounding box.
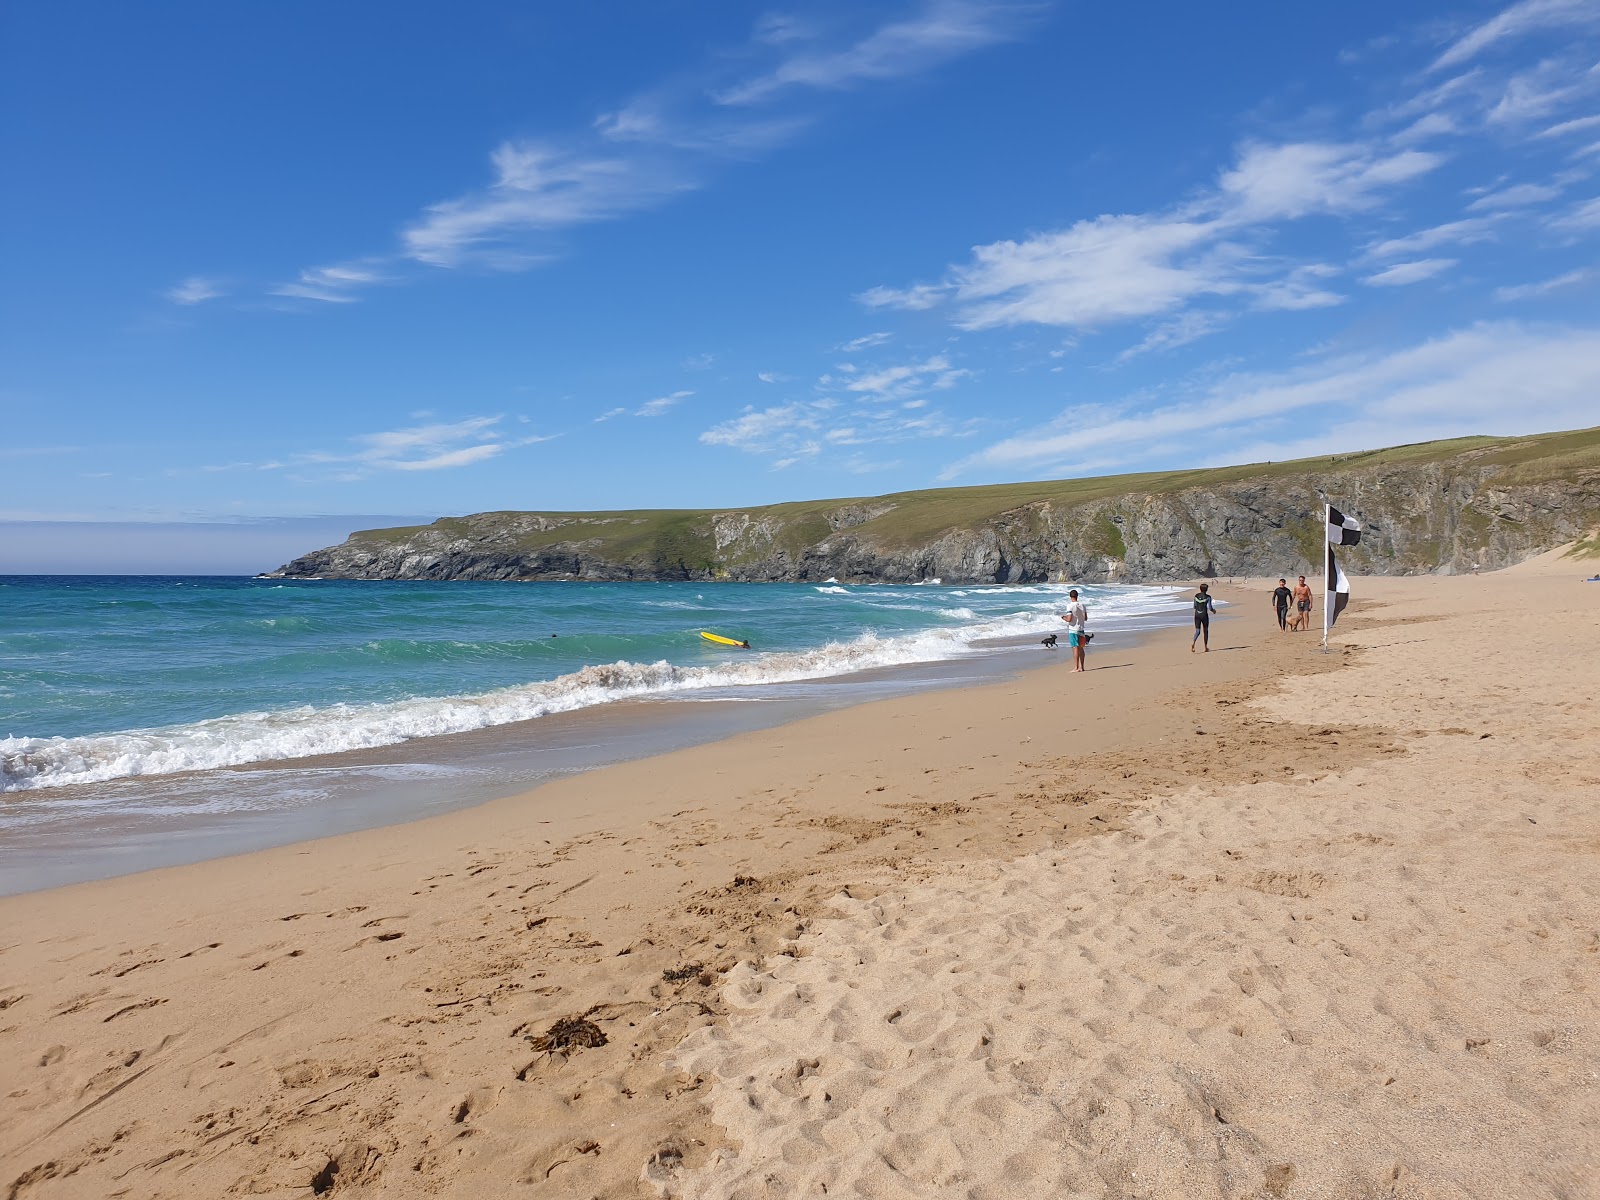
[3,557,1597,1199]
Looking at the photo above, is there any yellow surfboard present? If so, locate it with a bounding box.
[699,631,749,647]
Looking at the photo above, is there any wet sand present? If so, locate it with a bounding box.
[2,557,1596,1199]
[0,614,1180,895]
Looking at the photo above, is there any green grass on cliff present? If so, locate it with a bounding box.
[342,425,1600,561]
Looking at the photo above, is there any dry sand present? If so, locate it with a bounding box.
[2,557,1597,1199]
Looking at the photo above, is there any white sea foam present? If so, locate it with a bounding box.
[814,585,850,594]
[1,586,1187,793]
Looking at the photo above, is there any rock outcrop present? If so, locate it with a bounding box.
[268,431,1600,584]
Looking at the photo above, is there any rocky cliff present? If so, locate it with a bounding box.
[268,428,1600,584]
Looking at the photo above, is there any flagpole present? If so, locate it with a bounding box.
[1322,502,1331,650]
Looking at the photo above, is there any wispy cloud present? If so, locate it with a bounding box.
[636,389,693,417]
[1363,217,1500,259]
[401,144,687,269]
[1115,311,1233,362]
[863,139,1438,336]
[292,416,555,477]
[945,322,1600,479]
[834,354,969,401]
[714,1,1038,106]
[700,403,822,455]
[1495,266,1596,299]
[1465,181,1562,209]
[839,331,894,351]
[1552,195,1600,229]
[265,2,1029,301]
[272,262,387,304]
[166,277,224,305]
[1431,0,1600,72]
[701,351,977,463]
[1361,258,1457,286]
[1539,113,1600,138]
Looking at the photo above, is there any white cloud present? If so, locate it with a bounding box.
[273,3,1024,300]
[166,277,224,305]
[1432,0,1600,72]
[681,352,719,370]
[1466,181,1562,209]
[1495,266,1596,299]
[838,354,969,400]
[856,283,949,310]
[1553,195,1600,229]
[1116,311,1232,362]
[388,443,506,471]
[866,138,1441,335]
[950,213,1234,330]
[402,143,689,268]
[1392,112,1458,143]
[1486,56,1600,126]
[1538,113,1600,138]
[272,262,386,303]
[1361,258,1458,286]
[700,404,822,453]
[947,322,1600,478]
[594,407,627,422]
[636,389,693,417]
[715,0,1034,106]
[839,331,893,351]
[1216,141,1440,222]
[1364,217,1499,259]
[293,415,551,477]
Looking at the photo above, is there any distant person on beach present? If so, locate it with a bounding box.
[1060,589,1089,672]
[1271,578,1291,630]
[1291,575,1313,631]
[1191,583,1216,653]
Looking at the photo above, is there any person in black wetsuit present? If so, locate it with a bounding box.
[1191,583,1216,653]
[1271,578,1291,631]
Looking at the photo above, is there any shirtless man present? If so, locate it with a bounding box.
[1290,575,1313,631]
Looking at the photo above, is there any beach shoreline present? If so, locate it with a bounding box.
[3,564,1595,1198]
[0,602,1187,895]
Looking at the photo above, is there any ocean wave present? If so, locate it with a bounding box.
[814,586,850,594]
[0,598,1140,792]
[2,585,1193,793]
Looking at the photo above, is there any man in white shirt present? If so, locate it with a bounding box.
[1061,589,1089,673]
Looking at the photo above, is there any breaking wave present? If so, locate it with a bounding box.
[2,585,1186,793]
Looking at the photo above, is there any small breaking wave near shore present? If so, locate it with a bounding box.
[2,579,1188,793]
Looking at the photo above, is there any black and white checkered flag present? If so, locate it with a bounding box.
[1327,544,1351,630]
[1327,505,1362,546]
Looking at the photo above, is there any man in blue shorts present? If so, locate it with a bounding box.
[1060,589,1089,672]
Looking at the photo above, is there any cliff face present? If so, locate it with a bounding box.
[268,433,1600,584]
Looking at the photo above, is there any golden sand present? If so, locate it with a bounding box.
[2,553,1596,1198]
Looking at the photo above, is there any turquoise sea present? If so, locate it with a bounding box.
[0,575,1191,889]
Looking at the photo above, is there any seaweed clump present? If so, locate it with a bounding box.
[527,1016,607,1054]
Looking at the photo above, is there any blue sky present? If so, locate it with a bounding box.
[4,0,1600,572]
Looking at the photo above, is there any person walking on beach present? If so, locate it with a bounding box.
[1191,583,1216,653]
[1271,578,1292,631]
[1291,575,1313,631]
[1060,589,1089,672]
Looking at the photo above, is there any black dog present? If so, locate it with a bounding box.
[1040,633,1058,649]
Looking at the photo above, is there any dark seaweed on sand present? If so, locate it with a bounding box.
[527,1015,608,1054]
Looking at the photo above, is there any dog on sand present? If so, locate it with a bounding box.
[1041,633,1058,649]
